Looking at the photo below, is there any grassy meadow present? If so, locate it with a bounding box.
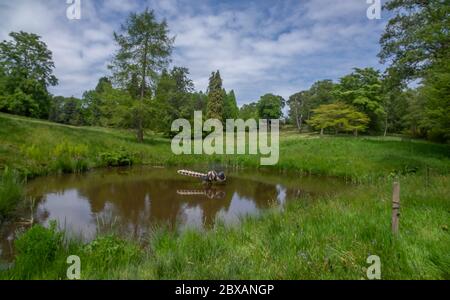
[0,112,449,279]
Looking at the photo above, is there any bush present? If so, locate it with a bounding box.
[100,149,133,167]
[0,167,23,220]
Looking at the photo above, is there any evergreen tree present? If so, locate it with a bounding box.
[223,89,239,120]
[206,70,226,120]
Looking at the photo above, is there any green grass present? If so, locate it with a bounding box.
[0,167,23,220]
[1,112,449,181]
[0,112,449,279]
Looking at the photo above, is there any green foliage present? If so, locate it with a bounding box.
[379,0,449,142]
[223,90,239,120]
[401,89,428,138]
[52,141,89,173]
[13,222,64,278]
[100,150,133,167]
[109,8,174,142]
[288,80,337,130]
[334,68,384,132]
[308,80,336,107]
[0,167,23,220]
[379,0,449,83]
[287,91,307,131]
[206,70,226,120]
[153,67,195,135]
[257,93,285,120]
[81,77,113,126]
[0,113,449,279]
[420,58,450,142]
[49,96,85,126]
[82,235,142,273]
[239,102,258,120]
[307,102,370,136]
[0,31,57,119]
[1,112,449,182]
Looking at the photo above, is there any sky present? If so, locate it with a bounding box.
[0,0,388,106]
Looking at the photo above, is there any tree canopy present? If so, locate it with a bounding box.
[206,70,226,120]
[0,31,57,118]
[109,8,174,142]
[257,93,285,121]
[307,102,370,136]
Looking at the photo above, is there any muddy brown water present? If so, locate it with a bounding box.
[0,166,347,261]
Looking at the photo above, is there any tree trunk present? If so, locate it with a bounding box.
[320,128,324,136]
[296,114,303,132]
[136,35,149,143]
[294,101,303,132]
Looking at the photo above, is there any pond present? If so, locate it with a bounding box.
[0,166,347,261]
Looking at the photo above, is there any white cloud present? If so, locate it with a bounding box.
[0,0,386,104]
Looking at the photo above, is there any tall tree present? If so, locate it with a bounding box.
[379,0,449,84]
[153,66,195,135]
[49,96,84,125]
[109,9,174,142]
[334,68,384,132]
[308,80,336,108]
[223,89,239,120]
[239,102,258,120]
[287,80,336,131]
[287,91,306,132]
[206,70,226,120]
[257,93,285,121]
[81,77,113,126]
[420,58,450,141]
[379,0,450,141]
[0,31,57,118]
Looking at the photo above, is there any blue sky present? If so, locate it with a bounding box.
[0,0,388,106]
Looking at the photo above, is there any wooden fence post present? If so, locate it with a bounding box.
[392,181,400,235]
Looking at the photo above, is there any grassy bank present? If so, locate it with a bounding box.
[0,112,449,279]
[0,168,23,221]
[1,112,449,181]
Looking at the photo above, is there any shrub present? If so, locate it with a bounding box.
[99,149,133,167]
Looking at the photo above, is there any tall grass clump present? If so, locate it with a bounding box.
[2,222,144,280]
[9,222,66,279]
[0,167,24,220]
[52,141,89,174]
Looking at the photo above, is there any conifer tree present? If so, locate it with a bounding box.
[206,70,226,120]
[223,89,239,120]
